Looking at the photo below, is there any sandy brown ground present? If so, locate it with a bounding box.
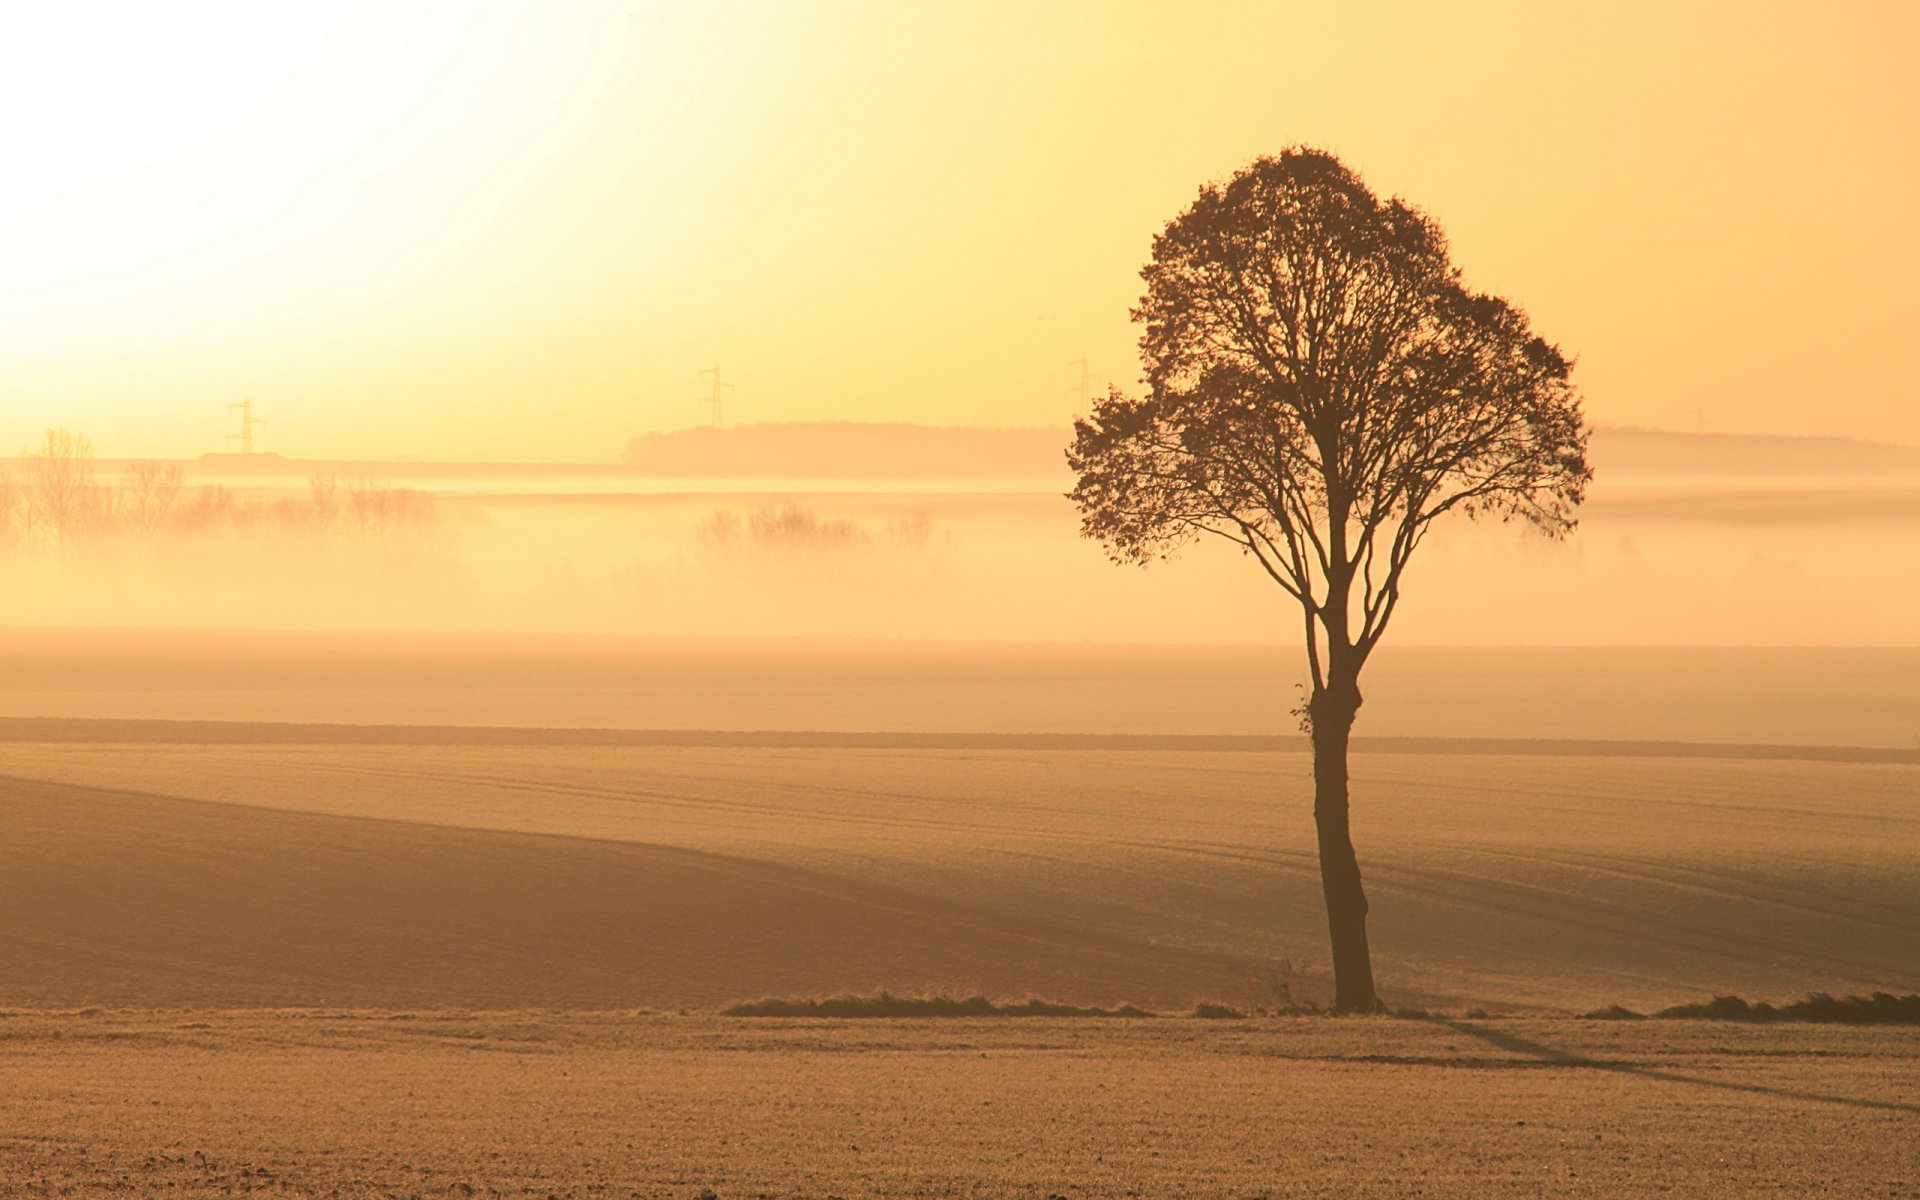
[2,733,1915,1012]
[0,1011,1913,1199]
[5,630,1918,747]
[0,772,1239,1010]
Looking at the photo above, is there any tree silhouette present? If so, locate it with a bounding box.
[1068,149,1590,1012]
[27,429,100,548]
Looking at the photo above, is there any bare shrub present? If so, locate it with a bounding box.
[256,474,341,534]
[341,476,437,535]
[307,474,340,528]
[0,451,444,559]
[1246,952,1324,1014]
[118,461,185,535]
[0,464,21,546]
[723,993,1154,1018]
[1648,991,1920,1025]
[174,484,239,533]
[695,509,741,551]
[887,510,937,551]
[1580,1004,1646,1020]
[694,504,872,558]
[746,503,866,548]
[26,429,102,546]
[691,506,871,564]
[694,505,946,560]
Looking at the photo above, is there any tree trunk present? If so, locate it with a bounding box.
[1309,679,1378,1013]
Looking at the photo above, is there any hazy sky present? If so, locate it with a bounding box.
[1,0,1914,462]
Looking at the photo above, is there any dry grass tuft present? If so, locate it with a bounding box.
[1648,991,1920,1024]
[1580,1004,1649,1020]
[721,993,1155,1018]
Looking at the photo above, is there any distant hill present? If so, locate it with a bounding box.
[622,420,1920,479]
[1590,427,1920,477]
[621,422,1066,477]
[54,455,635,480]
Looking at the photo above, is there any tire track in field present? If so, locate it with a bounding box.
[1357,856,1916,986]
[16,750,1913,1002]
[1358,759,1920,829]
[275,757,1918,982]
[1427,840,1920,935]
[193,755,1303,865]
[143,755,1336,915]
[0,776,1263,1009]
[63,752,1911,955]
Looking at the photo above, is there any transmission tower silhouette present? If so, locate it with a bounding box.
[697,366,733,430]
[1066,358,1094,410]
[227,400,265,454]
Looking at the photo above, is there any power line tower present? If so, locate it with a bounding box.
[1066,358,1094,410]
[227,400,265,454]
[696,366,733,431]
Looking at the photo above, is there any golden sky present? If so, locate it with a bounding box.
[1,0,1914,462]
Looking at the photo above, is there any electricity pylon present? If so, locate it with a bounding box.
[697,367,733,431]
[1066,359,1094,410]
[227,400,265,454]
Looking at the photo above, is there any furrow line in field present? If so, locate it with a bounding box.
[1356,761,1918,825]
[1363,858,1916,986]
[1431,841,1920,935]
[199,758,1294,859]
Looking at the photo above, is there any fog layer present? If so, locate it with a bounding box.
[2,445,1915,646]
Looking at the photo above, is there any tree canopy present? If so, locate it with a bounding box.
[1069,149,1590,692]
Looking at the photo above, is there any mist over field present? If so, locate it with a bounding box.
[4,424,1918,647]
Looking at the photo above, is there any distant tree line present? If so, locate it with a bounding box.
[0,429,438,551]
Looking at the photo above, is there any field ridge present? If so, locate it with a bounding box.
[5,716,1917,763]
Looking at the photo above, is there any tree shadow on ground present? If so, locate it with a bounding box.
[1436,1019,1920,1114]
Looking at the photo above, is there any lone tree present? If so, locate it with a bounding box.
[1068,150,1590,1012]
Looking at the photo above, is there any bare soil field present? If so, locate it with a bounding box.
[0,1011,1913,1199]
[5,630,1917,746]
[3,727,1914,1013]
[2,716,1916,1199]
